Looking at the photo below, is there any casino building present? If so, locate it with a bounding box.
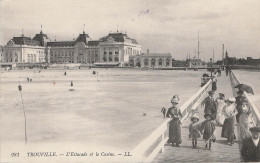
[129,49,172,67]
[2,29,142,67]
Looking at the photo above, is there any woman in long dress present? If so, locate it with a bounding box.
[239,98,251,142]
[166,95,182,147]
[215,93,226,125]
[221,98,237,146]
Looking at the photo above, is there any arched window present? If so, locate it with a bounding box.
[103,57,107,62]
[27,54,30,63]
[30,54,33,63]
[165,59,170,66]
[129,59,134,67]
[151,59,156,66]
[8,52,12,62]
[158,59,163,66]
[109,57,112,62]
[95,54,99,62]
[14,52,18,62]
[115,57,119,62]
[144,59,148,66]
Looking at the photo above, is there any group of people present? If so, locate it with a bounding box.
[165,91,260,162]
[200,90,253,145]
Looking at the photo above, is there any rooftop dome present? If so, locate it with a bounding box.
[33,30,51,46]
[100,32,138,44]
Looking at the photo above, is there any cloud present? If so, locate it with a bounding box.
[0,0,260,60]
[181,11,229,20]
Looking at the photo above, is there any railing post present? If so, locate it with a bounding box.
[160,132,165,153]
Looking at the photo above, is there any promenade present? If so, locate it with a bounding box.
[152,74,242,162]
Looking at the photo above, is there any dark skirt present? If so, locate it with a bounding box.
[221,117,236,140]
[169,118,182,144]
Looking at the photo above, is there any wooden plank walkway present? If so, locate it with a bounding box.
[152,74,242,162]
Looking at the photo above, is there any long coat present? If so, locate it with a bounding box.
[235,95,245,122]
[189,122,201,139]
[166,107,182,144]
[241,138,260,162]
[200,120,215,140]
[202,96,217,119]
[239,105,251,140]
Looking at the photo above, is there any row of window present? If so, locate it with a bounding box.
[130,59,170,66]
[51,53,74,57]
[103,47,119,51]
[50,50,74,55]
[88,50,98,55]
[144,61,170,66]
[103,57,119,62]
[104,51,119,55]
[27,54,36,63]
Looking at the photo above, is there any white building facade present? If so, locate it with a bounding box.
[2,30,141,67]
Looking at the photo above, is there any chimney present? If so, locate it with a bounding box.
[147,49,149,54]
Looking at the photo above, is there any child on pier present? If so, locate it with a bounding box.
[200,113,215,150]
[189,115,201,148]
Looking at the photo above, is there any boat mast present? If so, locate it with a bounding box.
[213,48,214,63]
[198,29,200,59]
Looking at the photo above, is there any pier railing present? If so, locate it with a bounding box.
[229,70,260,126]
[131,74,214,163]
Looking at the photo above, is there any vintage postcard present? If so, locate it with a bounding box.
[0,0,260,162]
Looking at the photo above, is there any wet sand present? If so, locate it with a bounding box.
[0,69,207,162]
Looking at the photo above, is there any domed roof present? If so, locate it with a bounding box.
[9,36,40,46]
[100,32,138,44]
[33,30,51,46]
[74,32,91,45]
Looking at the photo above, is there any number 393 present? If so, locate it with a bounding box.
[11,152,19,157]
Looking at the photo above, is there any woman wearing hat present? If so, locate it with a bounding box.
[241,126,260,162]
[166,95,182,147]
[235,90,245,123]
[215,93,226,125]
[238,98,251,142]
[221,98,238,146]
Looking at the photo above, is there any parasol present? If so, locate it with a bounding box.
[234,84,254,95]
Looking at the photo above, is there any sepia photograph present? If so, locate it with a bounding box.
[0,0,260,162]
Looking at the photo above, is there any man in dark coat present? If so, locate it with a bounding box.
[241,126,260,162]
[161,107,166,118]
[225,65,229,76]
[201,91,217,119]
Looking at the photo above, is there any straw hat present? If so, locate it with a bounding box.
[190,115,199,121]
[171,95,180,104]
[204,113,213,120]
[249,126,260,133]
[225,97,236,103]
[219,93,225,97]
[241,98,248,103]
[208,91,214,95]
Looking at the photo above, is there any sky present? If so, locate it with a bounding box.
[0,0,259,61]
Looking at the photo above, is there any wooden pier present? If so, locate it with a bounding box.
[152,74,242,162]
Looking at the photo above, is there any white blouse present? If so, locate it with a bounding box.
[222,104,237,118]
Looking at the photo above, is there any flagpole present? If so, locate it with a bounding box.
[18,82,27,144]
